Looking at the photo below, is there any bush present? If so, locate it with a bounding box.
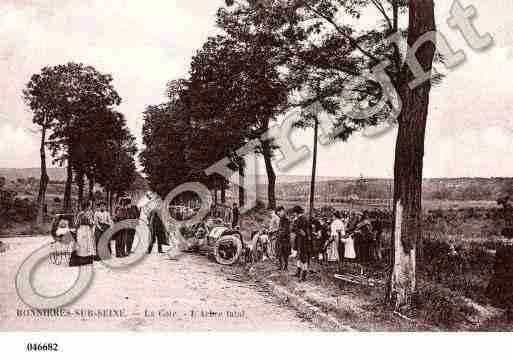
[0,191,38,227]
[417,283,478,329]
[9,198,38,223]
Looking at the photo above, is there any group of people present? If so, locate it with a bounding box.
[63,193,385,278]
[269,205,386,282]
[67,197,144,267]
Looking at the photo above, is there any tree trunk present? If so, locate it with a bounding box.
[261,140,276,209]
[63,159,73,213]
[309,116,319,219]
[387,0,436,311]
[88,176,95,202]
[76,172,85,207]
[238,165,245,207]
[36,125,49,226]
[221,183,226,204]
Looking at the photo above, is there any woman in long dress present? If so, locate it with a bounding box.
[94,201,113,260]
[327,212,344,263]
[70,201,96,267]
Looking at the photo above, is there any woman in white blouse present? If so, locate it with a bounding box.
[328,212,345,263]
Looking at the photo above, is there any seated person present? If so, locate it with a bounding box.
[51,215,76,243]
[56,218,71,237]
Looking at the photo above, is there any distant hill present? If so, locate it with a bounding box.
[0,169,351,185]
[271,177,513,202]
[2,168,511,202]
[0,168,67,182]
[0,167,148,189]
[244,174,360,184]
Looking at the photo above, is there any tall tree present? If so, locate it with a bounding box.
[140,101,196,197]
[71,108,131,205]
[191,33,288,208]
[220,0,387,212]
[235,0,439,309]
[23,72,60,224]
[26,63,121,212]
[388,0,436,310]
[95,133,138,207]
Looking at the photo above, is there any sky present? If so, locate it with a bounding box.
[1,0,513,179]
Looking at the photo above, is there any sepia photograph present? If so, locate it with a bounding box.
[1,0,513,352]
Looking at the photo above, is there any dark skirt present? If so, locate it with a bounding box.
[94,224,112,260]
[69,251,93,266]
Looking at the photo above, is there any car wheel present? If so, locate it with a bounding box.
[214,235,243,265]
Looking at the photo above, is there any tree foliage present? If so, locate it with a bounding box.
[24,62,137,211]
[142,34,288,204]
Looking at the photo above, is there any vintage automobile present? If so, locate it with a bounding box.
[183,218,245,265]
[169,205,196,221]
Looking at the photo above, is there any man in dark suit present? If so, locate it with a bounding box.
[113,199,129,257]
[148,208,167,254]
[276,206,291,271]
[231,203,240,228]
[292,205,311,281]
[125,199,141,255]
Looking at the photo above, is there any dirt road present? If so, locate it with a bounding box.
[0,236,316,331]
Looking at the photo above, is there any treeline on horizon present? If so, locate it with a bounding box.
[271,177,513,202]
[2,168,513,203]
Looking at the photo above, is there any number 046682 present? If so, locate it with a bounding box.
[26,343,59,352]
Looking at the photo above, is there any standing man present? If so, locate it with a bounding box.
[276,206,290,271]
[113,198,129,257]
[148,208,166,254]
[292,205,311,281]
[125,198,141,255]
[358,211,373,264]
[231,203,240,229]
[268,207,280,259]
[349,211,373,266]
[371,213,384,262]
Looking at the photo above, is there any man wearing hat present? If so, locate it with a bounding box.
[292,205,311,281]
[276,206,291,270]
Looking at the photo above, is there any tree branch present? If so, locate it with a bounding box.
[369,0,392,30]
[302,2,381,63]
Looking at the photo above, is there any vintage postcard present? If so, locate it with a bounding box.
[1,0,513,349]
